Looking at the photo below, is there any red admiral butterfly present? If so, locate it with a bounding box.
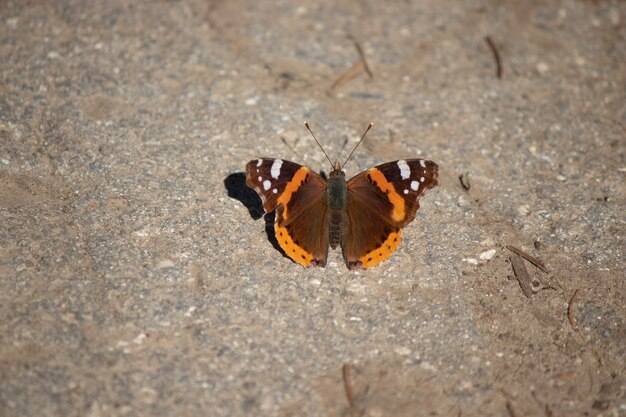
[246,123,438,269]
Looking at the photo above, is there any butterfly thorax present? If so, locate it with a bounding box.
[327,166,347,249]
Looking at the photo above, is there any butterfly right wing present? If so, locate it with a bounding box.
[246,158,330,267]
[342,159,439,269]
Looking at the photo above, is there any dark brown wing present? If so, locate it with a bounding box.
[342,159,438,269]
[246,158,329,267]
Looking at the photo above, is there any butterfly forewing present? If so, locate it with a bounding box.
[343,159,439,269]
[365,159,439,226]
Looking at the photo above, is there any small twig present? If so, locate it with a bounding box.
[280,136,302,160]
[329,61,363,94]
[567,289,581,327]
[353,40,373,78]
[505,400,517,417]
[485,36,502,79]
[506,245,549,273]
[342,364,354,408]
[459,173,471,191]
[510,254,533,298]
[540,283,558,292]
[501,390,517,417]
[554,370,577,381]
[531,388,553,417]
[329,39,373,94]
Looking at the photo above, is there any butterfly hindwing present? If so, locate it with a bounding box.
[343,159,439,269]
[246,158,330,267]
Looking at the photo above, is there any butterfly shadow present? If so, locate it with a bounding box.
[223,172,288,259]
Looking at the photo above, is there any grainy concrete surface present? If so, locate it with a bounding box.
[0,1,624,416]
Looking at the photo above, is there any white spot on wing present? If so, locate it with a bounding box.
[420,176,425,182]
[272,188,278,194]
[419,160,426,168]
[257,160,263,167]
[411,180,419,191]
[403,189,409,195]
[258,176,262,181]
[271,159,283,179]
[263,180,271,190]
[397,160,410,179]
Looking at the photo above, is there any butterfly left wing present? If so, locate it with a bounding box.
[342,159,439,269]
[245,158,330,267]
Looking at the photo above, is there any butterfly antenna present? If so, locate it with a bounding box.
[304,121,334,168]
[341,122,373,170]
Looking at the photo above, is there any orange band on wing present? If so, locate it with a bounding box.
[275,223,314,266]
[359,230,403,269]
[276,167,310,220]
[368,168,406,222]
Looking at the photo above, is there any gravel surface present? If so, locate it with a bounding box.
[1,1,624,416]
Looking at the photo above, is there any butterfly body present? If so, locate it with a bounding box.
[327,165,348,250]
[246,157,438,270]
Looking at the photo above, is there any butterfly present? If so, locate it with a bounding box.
[245,122,439,269]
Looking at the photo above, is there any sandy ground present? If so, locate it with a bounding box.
[1,0,625,416]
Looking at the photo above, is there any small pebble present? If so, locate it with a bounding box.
[394,346,411,356]
[184,306,197,317]
[156,259,175,268]
[537,62,549,74]
[245,97,258,106]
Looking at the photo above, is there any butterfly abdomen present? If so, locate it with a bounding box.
[329,212,343,249]
[327,172,347,250]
